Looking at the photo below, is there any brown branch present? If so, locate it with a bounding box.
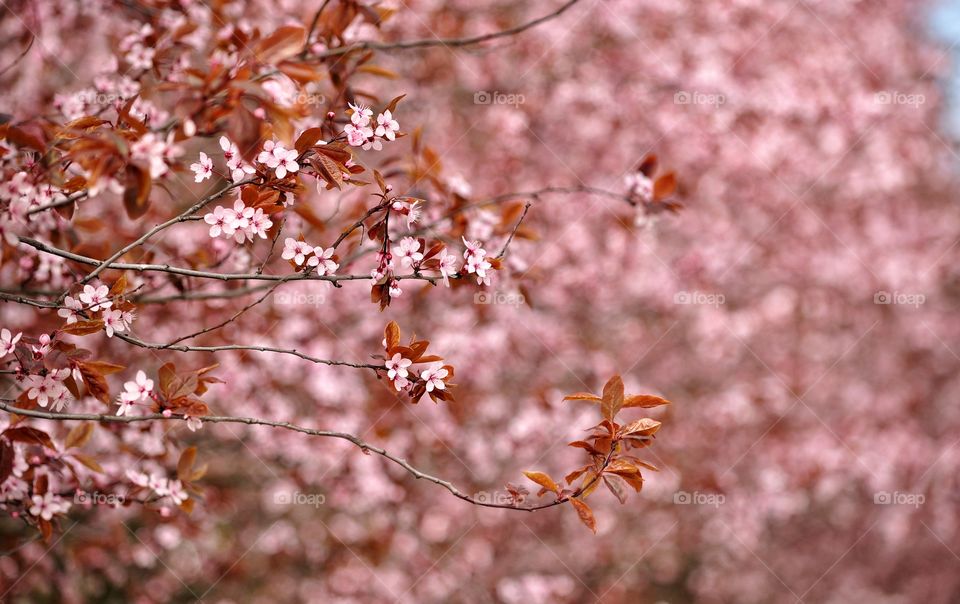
[0,400,577,513]
[318,0,585,57]
[18,237,440,285]
[74,178,256,289]
[114,332,382,371]
[497,201,531,259]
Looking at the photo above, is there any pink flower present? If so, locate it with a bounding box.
[57,296,83,324]
[221,136,255,182]
[228,199,255,243]
[421,363,449,392]
[190,152,213,182]
[272,146,299,179]
[282,238,313,266]
[349,102,373,126]
[248,208,273,239]
[625,171,654,202]
[258,141,299,178]
[29,492,70,521]
[125,44,154,70]
[438,250,458,287]
[396,237,423,268]
[79,284,112,312]
[117,370,153,416]
[362,136,384,152]
[308,246,338,276]
[102,309,130,337]
[203,206,235,238]
[388,279,403,297]
[0,328,21,356]
[257,140,279,167]
[32,334,52,358]
[25,369,70,409]
[462,238,493,286]
[344,123,368,147]
[375,110,400,141]
[385,353,412,380]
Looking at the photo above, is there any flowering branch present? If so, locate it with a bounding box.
[0,399,586,513]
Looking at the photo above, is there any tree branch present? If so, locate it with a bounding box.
[319,0,585,57]
[0,400,578,513]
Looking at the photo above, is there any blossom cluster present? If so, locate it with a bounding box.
[203,199,273,243]
[462,238,493,286]
[343,102,400,151]
[281,238,339,275]
[127,470,188,507]
[116,370,154,416]
[60,284,135,338]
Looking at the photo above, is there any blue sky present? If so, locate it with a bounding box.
[929,0,960,134]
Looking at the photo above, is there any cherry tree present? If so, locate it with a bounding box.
[2,0,960,602]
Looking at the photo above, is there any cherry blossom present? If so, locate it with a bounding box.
[349,101,373,126]
[395,237,423,268]
[0,328,21,356]
[437,250,459,287]
[282,238,313,266]
[57,296,83,324]
[220,136,255,182]
[344,123,370,147]
[28,492,70,521]
[117,370,153,416]
[375,111,400,141]
[190,152,213,183]
[385,353,412,380]
[102,309,131,337]
[308,246,338,275]
[25,369,70,408]
[462,238,493,286]
[257,140,299,178]
[203,206,235,239]
[247,208,273,240]
[421,363,449,392]
[272,146,299,179]
[78,284,112,312]
[31,334,52,359]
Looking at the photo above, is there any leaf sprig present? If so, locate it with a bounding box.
[523,375,669,533]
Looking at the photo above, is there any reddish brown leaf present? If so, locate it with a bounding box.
[60,320,104,336]
[570,498,597,533]
[65,422,94,449]
[624,394,671,408]
[601,375,625,421]
[177,446,197,482]
[122,163,152,219]
[522,470,560,494]
[4,426,55,450]
[255,25,306,64]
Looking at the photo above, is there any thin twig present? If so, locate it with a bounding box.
[0,400,579,513]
